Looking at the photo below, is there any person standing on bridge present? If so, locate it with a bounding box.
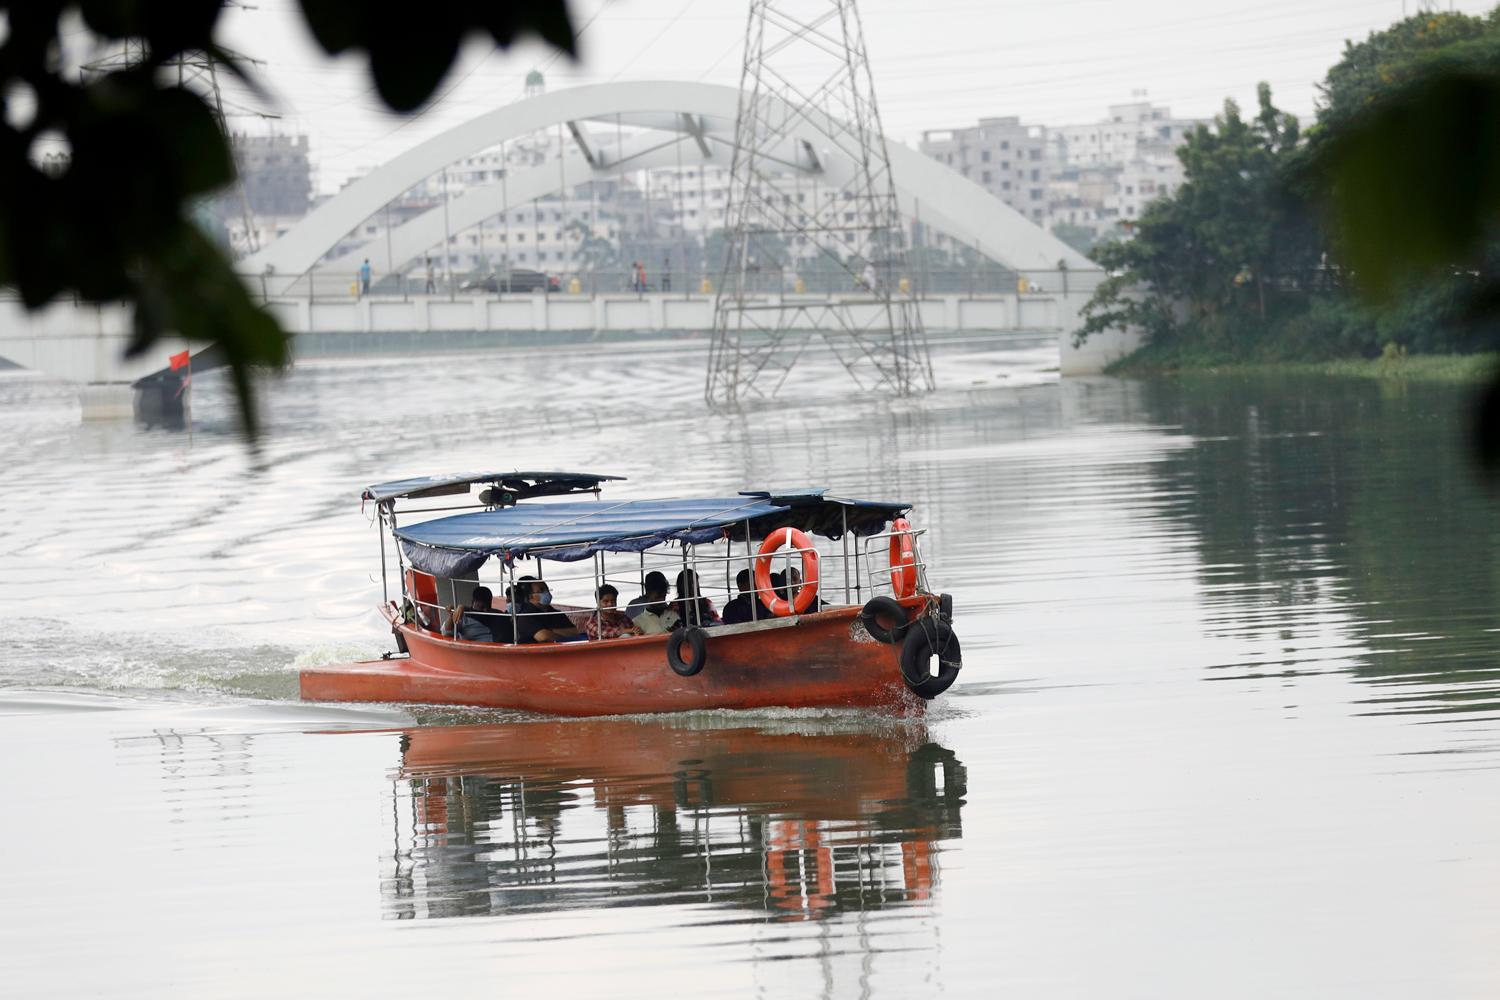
[359,258,372,297]
[424,257,436,294]
[661,254,671,293]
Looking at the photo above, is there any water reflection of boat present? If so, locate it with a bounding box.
[379,719,967,922]
[302,473,964,715]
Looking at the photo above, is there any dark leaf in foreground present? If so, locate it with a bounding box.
[0,0,575,438]
[297,0,577,111]
[1473,371,1500,477]
[1314,71,1500,300]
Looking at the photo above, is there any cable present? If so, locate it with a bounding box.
[280,0,621,163]
[607,0,701,82]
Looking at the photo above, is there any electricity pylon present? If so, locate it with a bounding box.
[705,0,934,405]
[83,34,268,255]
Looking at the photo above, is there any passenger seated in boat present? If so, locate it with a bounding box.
[510,576,584,643]
[627,572,680,634]
[765,571,787,615]
[444,586,512,643]
[720,569,759,625]
[583,584,644,640]
[674,569,721,627]
[784,567,821,613]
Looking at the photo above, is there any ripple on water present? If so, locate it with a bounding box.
[4,337,1500,997]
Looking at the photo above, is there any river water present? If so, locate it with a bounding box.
[1,334,1497,997]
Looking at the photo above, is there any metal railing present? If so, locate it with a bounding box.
[238,266,1102,305]
[392,519,930,647]
[0,265,1101,309]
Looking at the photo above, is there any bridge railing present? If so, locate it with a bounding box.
[238,266,1105,304]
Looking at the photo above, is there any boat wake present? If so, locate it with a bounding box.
[8,617,971,730]
[5,617,328,703]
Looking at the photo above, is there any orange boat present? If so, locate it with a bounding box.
[300,472,962,715]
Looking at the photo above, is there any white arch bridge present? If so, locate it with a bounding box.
[0,80,1138,404]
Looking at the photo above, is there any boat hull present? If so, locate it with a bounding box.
[300,601,925,716]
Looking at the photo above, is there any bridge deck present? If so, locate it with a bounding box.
[0,289,1135,384]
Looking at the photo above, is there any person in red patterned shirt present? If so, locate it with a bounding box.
[583,584,644,641]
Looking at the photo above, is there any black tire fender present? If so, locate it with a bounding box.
[860,596,910,644]
[900,620,962,699]
[667,626,709,677]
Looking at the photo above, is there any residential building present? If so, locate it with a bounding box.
[915,99,1207,246]
[1047,99,1206,238]
[1049,100,1199,170]
[232,133,312,217]
[214,133,314,256]
[919,116,1050,227]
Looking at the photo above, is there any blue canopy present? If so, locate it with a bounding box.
[393,490,909,576]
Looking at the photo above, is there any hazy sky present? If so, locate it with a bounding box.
[217,0,1490,194]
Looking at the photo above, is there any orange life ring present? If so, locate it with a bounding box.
[754,527,821,617]
[889,517,918,598]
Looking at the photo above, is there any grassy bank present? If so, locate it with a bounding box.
[1108,350,1500,382]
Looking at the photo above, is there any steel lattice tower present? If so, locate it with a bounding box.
[705,0,933,406]
[83,31,267,255]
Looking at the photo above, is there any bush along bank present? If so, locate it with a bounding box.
[1105,286,1500,378]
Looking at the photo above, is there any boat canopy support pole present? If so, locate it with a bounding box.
[378,503,389,605]
[593,551,603,638]
[389,504,408,605]
[745,519,757,621]
[854,528,862,603]
[841,508,850,606]
[507,559,519,646]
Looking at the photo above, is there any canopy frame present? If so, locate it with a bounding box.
[389,491,910,577]
[362,470,624,505]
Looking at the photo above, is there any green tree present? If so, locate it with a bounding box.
[1077,11,1500,369]
[1311,16,1500,299]
[0,0,573,434]
[1306,11,1500,467]
[1316,11,1492,134]
[1076,84,1315,350]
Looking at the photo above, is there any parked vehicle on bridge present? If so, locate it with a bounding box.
[300,471,962,715]
[459,269,554,294]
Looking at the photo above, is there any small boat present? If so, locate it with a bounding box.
[300,472,962,715]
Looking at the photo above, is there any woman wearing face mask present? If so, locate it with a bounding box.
[510,577,584,643]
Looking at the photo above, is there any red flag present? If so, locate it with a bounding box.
[169,350,191,371]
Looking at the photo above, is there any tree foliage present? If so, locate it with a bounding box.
[0,0,574,434]
[1309,13,1500,298]
[1076,85,1316,349]
[1304,10,1500,469]
[1316,11,1493,133]
[1078,11,1500,376]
